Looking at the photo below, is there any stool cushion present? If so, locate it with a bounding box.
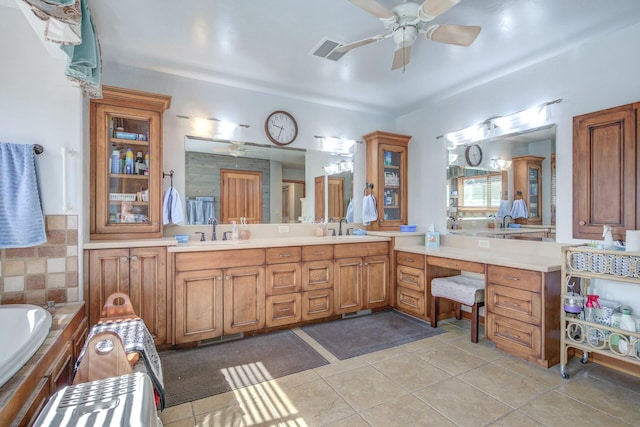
[432,275,485,306]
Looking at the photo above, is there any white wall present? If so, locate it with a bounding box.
[397,22,640,244]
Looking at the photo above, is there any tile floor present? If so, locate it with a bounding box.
[159,319,640,427]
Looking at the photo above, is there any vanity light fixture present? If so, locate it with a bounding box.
[443,123,487,146]
[314,136,361,154]
[323,160,354,174]
[177,115,250,138]
[490,157,512,170]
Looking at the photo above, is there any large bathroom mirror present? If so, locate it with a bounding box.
[184,136,354,224]
[445,124,556,234]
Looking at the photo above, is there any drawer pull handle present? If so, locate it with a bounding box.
[505,275,520,281]
[130,255,138,261]
[279,253,292,257]
[313,251,325,255]
[406,257,414,262]
[276,308,291,313]
[501,331,521,341]
[216,276,223,281]
[120,257,128,262]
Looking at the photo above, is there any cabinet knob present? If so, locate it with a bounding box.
[120,257,128,262]
[216,276,223,281]
[130,255,138,261]
[579,220,586,226]
[225,275,231,280]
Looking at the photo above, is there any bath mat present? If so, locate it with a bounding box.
[160,330,329,407]
[302,310,445,360]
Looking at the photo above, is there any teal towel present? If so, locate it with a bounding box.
[0,143,47,249]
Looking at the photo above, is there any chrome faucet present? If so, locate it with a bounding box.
[501,215,513,229]
[209,218,218,241]
[339,218,348,236]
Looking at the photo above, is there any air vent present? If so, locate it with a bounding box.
[310,37,348,62]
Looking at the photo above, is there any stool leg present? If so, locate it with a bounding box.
[455,303,462,320]
[431,296,439,327]
[471,303,479,343]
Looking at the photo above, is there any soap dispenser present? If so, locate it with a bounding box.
[602,225,614,249]
[231,221,239,241]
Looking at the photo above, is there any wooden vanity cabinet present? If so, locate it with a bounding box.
[265,247,302,327]
[334,242,389,314]
[174,249,265,344]
[84,246,167,345]
[364,131,411,231]
[301,245,334,320]
[485,264,561,367]
[573,102,640,240]
[395,251,427,318]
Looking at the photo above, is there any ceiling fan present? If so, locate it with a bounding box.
[212,140,261,158]
[336,0,481,70]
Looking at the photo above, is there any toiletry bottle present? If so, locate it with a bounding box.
[110,149,120,174]
[145,151,150,169]
[136,151,144,174]
[231,220,239,240]
[584,295,601,345]
[618,308,635,353]
[125,148,134,174]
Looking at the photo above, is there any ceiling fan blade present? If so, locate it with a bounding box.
[418,0,462,20]
[425,25,481,47]
[335,33,391,53]
[391,45,411,70]
[349,0,395,21]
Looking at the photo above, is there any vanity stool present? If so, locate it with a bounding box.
[431,275,485,343]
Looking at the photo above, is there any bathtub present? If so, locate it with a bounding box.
[0,304,52,388]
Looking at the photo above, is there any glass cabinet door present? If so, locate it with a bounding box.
[382,148,401,221]
[528,165,540,220]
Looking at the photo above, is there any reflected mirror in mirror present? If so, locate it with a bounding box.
[184,136,354,224]
[446,125,556,236]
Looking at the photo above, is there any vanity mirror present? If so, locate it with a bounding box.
[445,124,556,237]
[184,135,354,224]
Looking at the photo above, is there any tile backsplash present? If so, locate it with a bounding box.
[0,215,78,305]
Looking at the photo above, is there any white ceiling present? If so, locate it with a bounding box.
[8,0,640,114]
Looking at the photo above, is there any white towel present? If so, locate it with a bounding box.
[510,199,528,219]
[162,187,184,225]
[496,200,510,219]
[0,143,46,248]
[362,194,378,226]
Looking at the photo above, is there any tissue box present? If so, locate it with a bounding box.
[425,232,440,248]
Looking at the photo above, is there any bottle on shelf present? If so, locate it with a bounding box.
[136,151,144,174]
[618,308,636,353]
[111,149,120,174]
[125,148,134,174]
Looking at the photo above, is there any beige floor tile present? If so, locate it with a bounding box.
[581,364,640,393]
[361,394,457,426]
[433,323,469,341]
[360,344,408,364]
[447,335,504,362]
[164,417,197,427]
[263,369,321,391]
[519,390,628,427]
[313,356,368,378]
[485,410,545,427]
[459,364,550,408]
[192,386,263,416]
[557,374,640,424]
[195,395,283,427]
[324,365,407,411]
[414,377,511,427]
[373,353,451,391]
[400,336,447,353]
[415,343,488,376]
[270,379,355,426]
[494,355,567,388]
[160,402,194,424]
[321,413,370,427]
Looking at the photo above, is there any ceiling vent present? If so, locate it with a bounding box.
[310,38,348,62]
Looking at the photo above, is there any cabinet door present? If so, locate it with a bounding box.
[87,248,131,327]
[174,269,224,343]
[378,143,407,229]
[224,266,265,334]
[334,257,363,314]
[13,377,49,427]
[93,104,162,237]
[266,293,301,327]
[129,246,167,345]
[363,255,389,308]
[48,341,74,395]
[266,262,301,295]
[302,259,333,291]
[573,103,637,240]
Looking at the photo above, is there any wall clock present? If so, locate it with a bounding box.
[465,144,483,167]
[265,110,298,146]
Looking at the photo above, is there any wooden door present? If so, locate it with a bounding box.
[87,248,131,328]
[282,185,290,223]
[573,103,637,240]
[363,255,389,309]
[174,269,224,343]
[314,175,325,221]
[128,246,167,344]
[223,266,265,333]
[334,257,363,314]
[328,177,345,219]
[220,169,262,224]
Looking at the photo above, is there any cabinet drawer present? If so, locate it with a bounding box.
[266,293,301,327]
[302,260,333,291]
[488,265,541,292]
[396,286,426,318]
[175,248,265,271]
[487,284,541,325]
[486,312,541,359]
[302,245,334,261]
[302,289,334,321]
[396,251,425,269]
[396,265,425,292]
[427,256,485,274]
[13,377,49,427]
[266,246,301,264]
[48,341,73,395]
[334,242,388,258]
[266,262,301,295]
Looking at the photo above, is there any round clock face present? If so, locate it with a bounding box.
[465,144,483,166]
[265,110,298,146]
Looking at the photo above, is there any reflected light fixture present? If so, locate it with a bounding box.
[490,158,512,170]
[177,115,249,138]
[314,136,360,154]
[323,160,354,174]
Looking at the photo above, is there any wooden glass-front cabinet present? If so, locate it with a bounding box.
[364,131,411,230]
[90,86,171,240]
[512,155,544,225]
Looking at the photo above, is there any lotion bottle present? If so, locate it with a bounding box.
[231,221,239,241]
